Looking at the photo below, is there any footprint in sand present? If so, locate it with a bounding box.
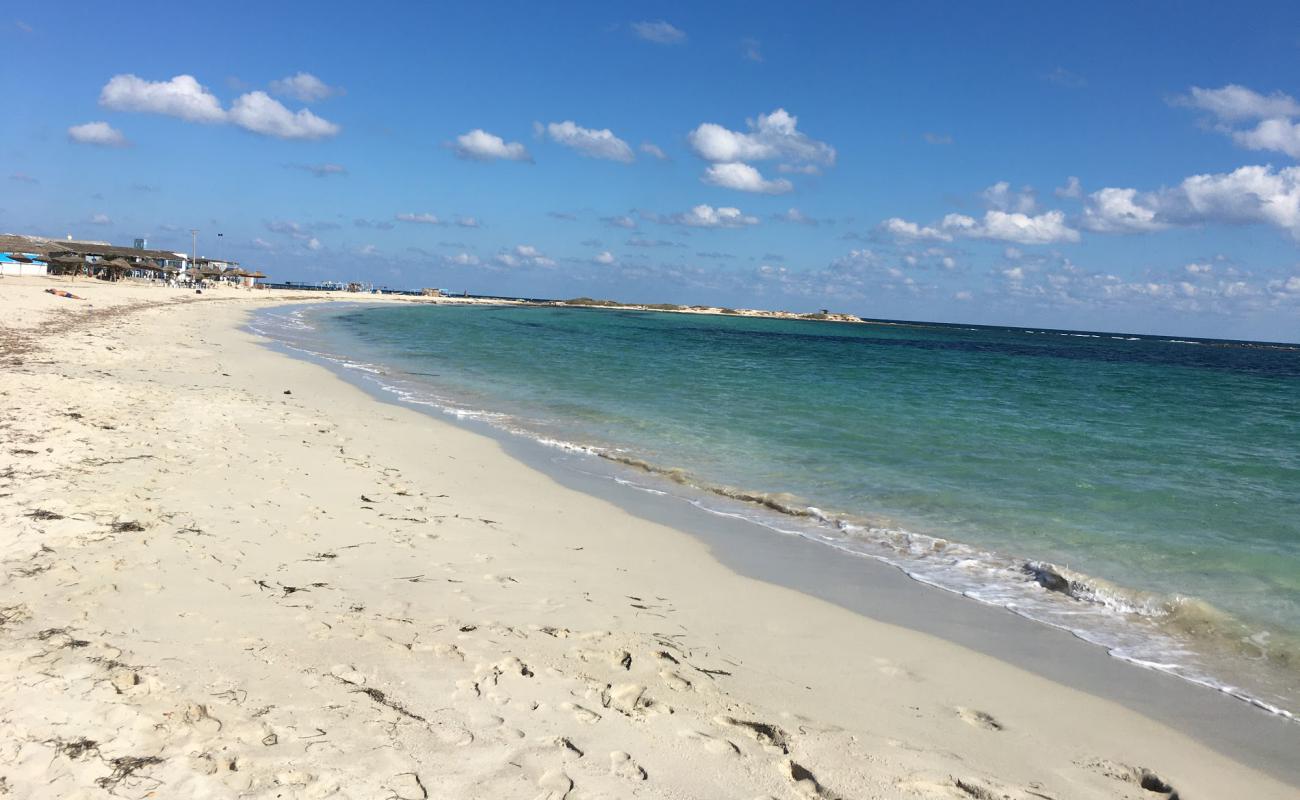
[560,702,601,724]
[534,768,574,800]
[609,750,647,781]
[955,707,1003,731]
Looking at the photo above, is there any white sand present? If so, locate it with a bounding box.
[0,276,1292,799]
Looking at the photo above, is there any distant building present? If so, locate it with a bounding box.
[134,238,148,250]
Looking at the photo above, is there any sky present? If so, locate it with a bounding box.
[4,2,1300,342]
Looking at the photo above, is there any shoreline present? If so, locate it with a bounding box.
[262,302,1300,783]
[2,276,1296,798]
[259,300,1300,726]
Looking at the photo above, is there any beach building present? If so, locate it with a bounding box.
[0,232,270,285]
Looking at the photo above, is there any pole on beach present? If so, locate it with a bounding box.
[190,229,199,283]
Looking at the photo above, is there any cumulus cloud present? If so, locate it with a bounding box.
[307,238,323,251]
[100,74,226,122]
[89,213,112,225]
[702,162,793,194]
[640,142,669,160]
[396,212,441,225]
[68,121,128,147]
[667,204,759,228]
[687,108,835,168]
[1174,85,1300,159]
[452,129,531,162]
[543,121,634,162]
[446,252,480,266]
[269,72,343,103]
[594,251,616,265]
[878,217,953,242]
[1231,118,1300,158]
[495,244,555,268]
[982,181,1037,214]
[1055,176,1083,199]
[882,210,1077,245]
[99,74,340,140]
[949,210,1079,244]
[1080,188,1168,233]
[1081,165,1300,238]
[631,20,685,44]
[1172,85,1300,121]
[228,91,339,139]
[455,216,480,228]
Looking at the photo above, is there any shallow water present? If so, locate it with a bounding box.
[252,303,1300,719]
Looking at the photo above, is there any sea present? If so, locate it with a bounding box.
[252,302,1300,720]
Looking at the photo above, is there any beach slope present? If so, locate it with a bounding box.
[0,277,1292,799]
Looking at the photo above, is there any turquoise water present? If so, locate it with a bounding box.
[254,303,1300,717]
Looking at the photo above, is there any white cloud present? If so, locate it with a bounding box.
[971,210,1079,244]
[396,212,441,225]
[668,204,759,228]
[252,237,275,251]
[701,162,793,194]
[452,129,531,162]
[544,121,634,162]
[640,142,669,160]
[1081,188,1168,233]
[1185,262,1213,275]
[68,121,128,147]
[595,251,616,265]
[269,72,342,103]
[982,181,1037,213]
[954,290,973,301]
[358,244,378,256]
[878,217,953,242]
[1173,85,1300,121]
[886,209,1078,245]
[228,91,340,139]
[100,74,226,123]
[455,216,480,228]
[631,20,685,44]
[1055,176,1083,199]
[447,252,480,266]
[922,132,953,145]
[1231,118,1300,158]
[90,213,111,225]
[687,108,835,168]
[97,73,339,141]
[495,244,555,268]
[1082,165,1300,238]
[307,237,322,251]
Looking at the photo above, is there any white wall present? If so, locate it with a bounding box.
[0,262,48,276]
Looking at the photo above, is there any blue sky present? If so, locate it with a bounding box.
[5,2,1300,341]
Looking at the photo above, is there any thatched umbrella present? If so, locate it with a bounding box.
[99,257,133,281]
[48,255,88,279]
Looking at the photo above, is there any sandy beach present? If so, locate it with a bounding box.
[1,276,1295,799]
